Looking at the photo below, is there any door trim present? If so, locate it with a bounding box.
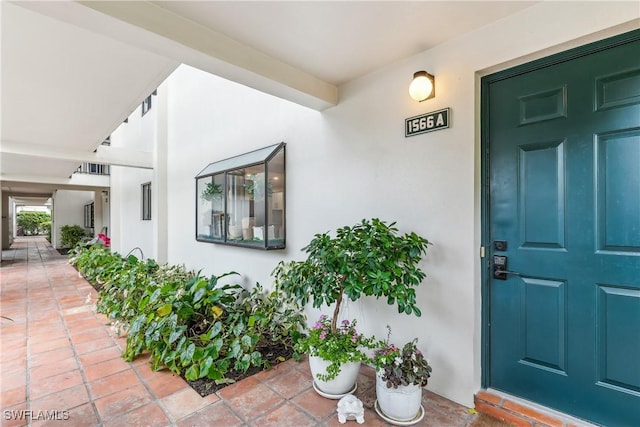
[480,28,640,389]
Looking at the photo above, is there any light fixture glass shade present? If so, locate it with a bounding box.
[409,71,434,102]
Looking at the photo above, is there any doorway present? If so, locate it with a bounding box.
[482,30,640,426]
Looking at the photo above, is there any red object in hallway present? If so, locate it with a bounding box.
[97,233,110,248]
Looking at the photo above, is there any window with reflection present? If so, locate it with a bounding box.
[195,143,285,250]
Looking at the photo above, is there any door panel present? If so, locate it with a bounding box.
[596,130,640,252]
[519,141,566,249]
[485,32,640,426]
[520,277,567,374]
[597,286,640,394]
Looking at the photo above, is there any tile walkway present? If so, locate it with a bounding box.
[1,237,485,426]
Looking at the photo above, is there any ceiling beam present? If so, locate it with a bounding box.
[1,140,153,169]
[8,193,53,199]
[95,145,153,169]
[76,0,338,110]
[1,174,109,190]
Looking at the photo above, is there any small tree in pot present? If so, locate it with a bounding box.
[273,218,431,395]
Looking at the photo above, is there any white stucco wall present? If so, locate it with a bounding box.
[110,1,639,407]
[91,190,108,237]
[52,189,94,248]
[110,102,156,259]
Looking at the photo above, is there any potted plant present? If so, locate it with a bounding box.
[243,174,272,201]
[201,182,222,201]
[273,218,431,397]
[295,315,376,397]
[373,328,432,422]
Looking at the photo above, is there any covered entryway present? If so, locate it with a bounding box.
[0,237,485,426]
[482,30,640,426]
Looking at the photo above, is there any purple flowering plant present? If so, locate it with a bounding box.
[295,315,376,381]
[374,326,432,388]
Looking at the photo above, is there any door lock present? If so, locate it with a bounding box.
[493,255,520,280]
[494,240,507,251]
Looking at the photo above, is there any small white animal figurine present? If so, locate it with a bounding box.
[337,394,365,424]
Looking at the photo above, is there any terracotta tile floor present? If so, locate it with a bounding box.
[1,237,483,426]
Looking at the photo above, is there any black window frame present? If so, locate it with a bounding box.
[141,90,157,116]
[141,95,152,116]
[195,142,286,250]
[141,182,152,221]
[84,202,94,229]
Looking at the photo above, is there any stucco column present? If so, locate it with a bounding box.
[1,192,10,250]
[1,190,4,253]
[93,190,103,237]
[153,83,169,264]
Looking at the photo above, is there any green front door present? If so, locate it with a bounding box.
[483,31,640,426]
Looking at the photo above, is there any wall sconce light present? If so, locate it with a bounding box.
[409,71,435,102]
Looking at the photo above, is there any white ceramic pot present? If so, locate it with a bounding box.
[376,371,422,421]
[241,217,254,229]
[309,355,360,397]
[228,225,242,239]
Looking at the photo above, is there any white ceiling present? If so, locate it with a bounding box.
[152,1,537,86]
[0,0,538,197]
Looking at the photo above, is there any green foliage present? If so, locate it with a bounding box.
[243,174,272,201]
[272,218,432,325]
[16,211,51,235]
[42,221,52,242]
[374,327,432,388]
[69,245,123,285]
[296,316,376,381]
[201,182,222,201]
[71,245,305,384]
[60,225,88,248]
[233,283,305,364]
[272,218,431,381]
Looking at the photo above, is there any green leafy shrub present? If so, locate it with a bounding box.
[70,245,126,288]
[17,211,51,235]
[124,274,246,379]
[236,283,305,359]
[70,245,304,384]
[273,218,431,325]
[42,221,52,242]
[60,225,88,248]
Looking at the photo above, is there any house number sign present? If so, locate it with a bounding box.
[405,107,450,137]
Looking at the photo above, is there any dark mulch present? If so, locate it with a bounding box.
[184,343,295,397]
[57,248,72,255]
